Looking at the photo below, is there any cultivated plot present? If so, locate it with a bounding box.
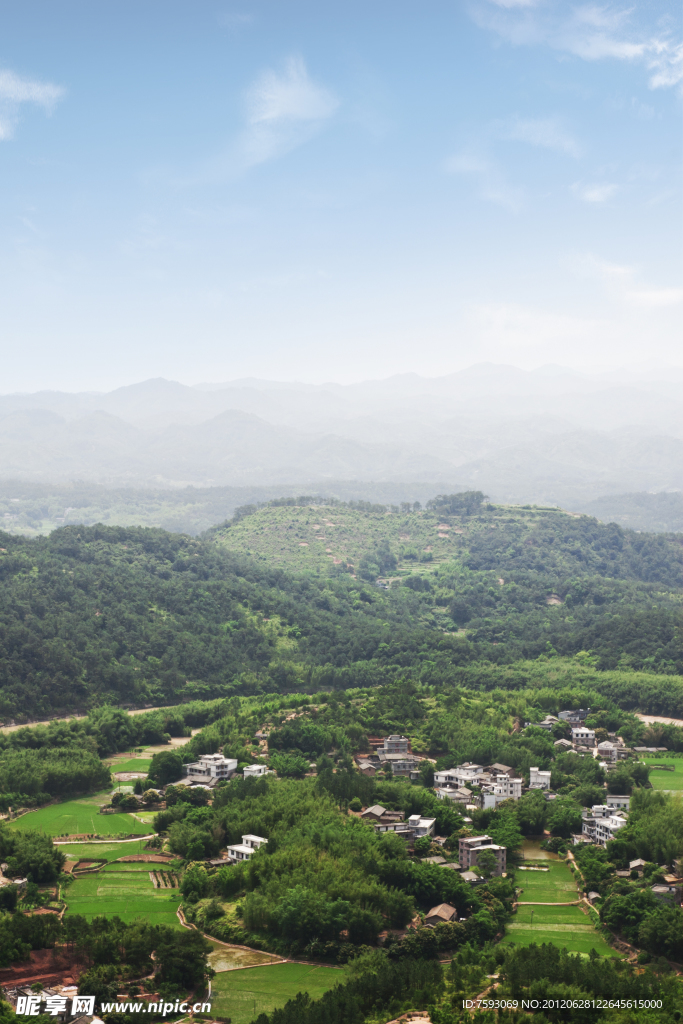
[64,870,182,928]
[9,792,151,837]
[503,903,618,957]
[211,963,344,1024]
[642,757,683,792]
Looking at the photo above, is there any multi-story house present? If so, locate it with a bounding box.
[458,835,507,876]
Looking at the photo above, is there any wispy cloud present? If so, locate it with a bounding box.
[240,57,339,169]
[572,181,619,202]
[444,152,524,211]
[470,1,683,90]
[502,115,581,156]
[0,68,65,140]
[576,253,683,305]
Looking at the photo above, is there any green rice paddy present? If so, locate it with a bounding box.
[211,963,344,1024]
[9,792,151,837]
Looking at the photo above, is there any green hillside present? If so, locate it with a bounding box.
[210,496,612,578]
[211,500,467,575]
[0,493,680,721]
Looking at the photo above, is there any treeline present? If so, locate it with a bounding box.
[0,700,232,804]
[0,824,65,882]
[0,911,211,998]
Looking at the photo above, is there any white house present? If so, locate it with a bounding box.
[225,834,268,862]
[243,764,271,778]
[594,814,627,846]
[529,767,552,790]
[582,807,627,846]
[572,727,595,746]
[183,754,238,786]
[482,777,522,809]
[606,794,630,811]
[434,763,485,789]
[407,814,436,837]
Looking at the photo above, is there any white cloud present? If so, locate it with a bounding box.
[0,68,65,140]
[576,254,683,306]
[471,2,683,90]
[240,57,339,168]
[503,115,581,156]
[572,181,619,202]
[444,152,524,211]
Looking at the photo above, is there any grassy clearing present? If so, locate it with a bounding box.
[9,793,150,837]
[64,869,181,928]
[503,904,618,957]
[642,757,683,791]
[211,963,344,1024]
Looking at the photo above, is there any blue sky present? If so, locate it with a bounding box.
[0,0,680,391]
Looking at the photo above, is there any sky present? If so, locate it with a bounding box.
[0,0,681,392]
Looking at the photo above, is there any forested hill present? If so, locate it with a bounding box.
[0,499,680,720]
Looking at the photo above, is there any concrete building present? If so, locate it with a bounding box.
[225,834,268,862]
[183,754,238,786]
[529,767,552,790]
[383,735,410,753]
[436,786,476,807]
[408,814,436,837]
[243,764,272,778]
[651,884,680,905]
[434,763,485,789]
[559,709,589,723]
[458,835,506,876]
[606,795,630,811]
[482,777,523,809]
[582,807,627,846]
[572,727,596,746]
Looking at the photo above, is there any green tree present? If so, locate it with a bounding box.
[147,751,183,787]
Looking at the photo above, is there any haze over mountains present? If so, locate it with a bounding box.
[0,363,681,513]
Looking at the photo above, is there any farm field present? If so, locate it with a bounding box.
[9,792,151,837]
[64,869,182,928]
[503,903,618,957]
[505,845,618,957]
[60,840,151,862]
[641,756,683,791]
[516,860,578,903]
[110,758,153,773]
[211,963,344,1024]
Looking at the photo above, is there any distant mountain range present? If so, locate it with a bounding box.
[0,364,681,508]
